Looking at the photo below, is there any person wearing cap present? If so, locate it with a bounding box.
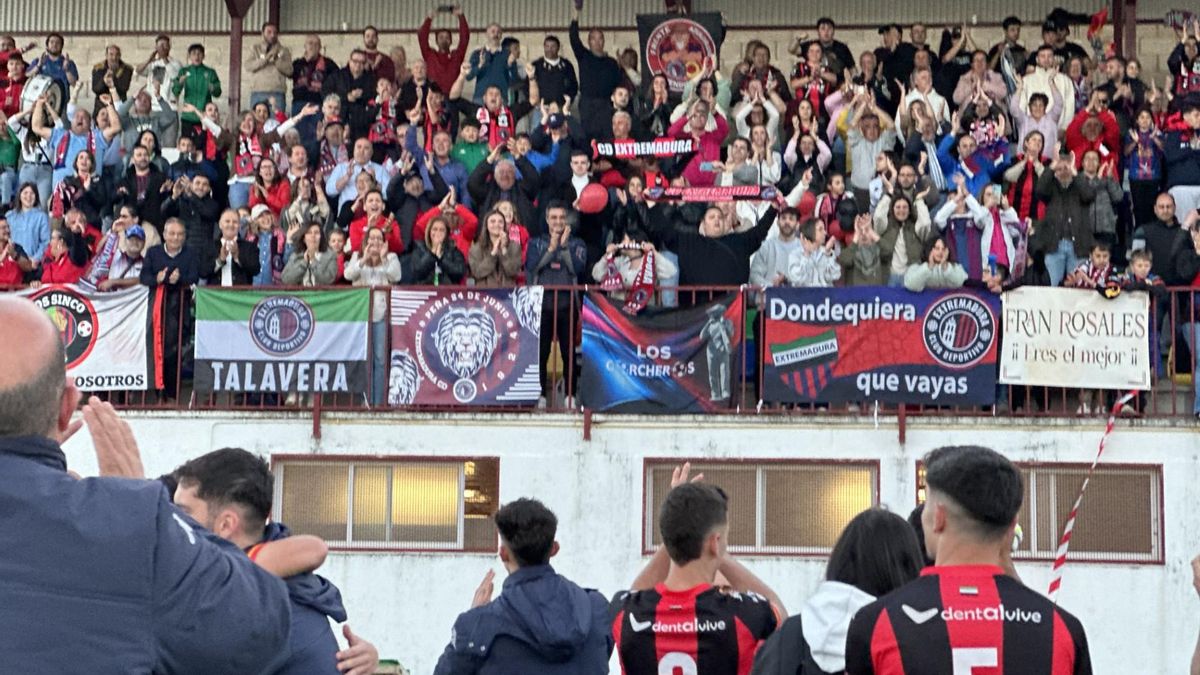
[245,203,287,286]
[97,225,146,291]
[307,114,349,185]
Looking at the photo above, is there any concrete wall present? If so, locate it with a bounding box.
[62,411,1200,674]
[7,24,1185,120]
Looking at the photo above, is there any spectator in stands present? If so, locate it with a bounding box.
[1077,150,1122,251]
[352,27,392,85]
[419,4,470,95]
[468,142,540,232]
[90,45,131,117]
[33,216,87,286]
[30,96,121,189]
[348,188,403,256]
[750,206,802,287]
[115,145,169,231]
[527,201,586,407]
[246,204,289,286]
[140,218,198,400]
[1009,81,1062,160]
[988,16,1028,87]
[1035,152,1095,286]
[0,36,35,79]
[466,23,517,105]
[26,33,77,91]
[1,56,26,118]
[1165,101,1200,215]
[874,191,932,287]
[205,208,260,286]
[847,447,1091,673]
[173,448,379,675]
[842,93,897,209]
[345,225,402,405]
[650,201,777,290]
[326,137,390,210]
[0,300,293,673]
[570,5,622,132]
[804,18,854,76]
[937,117,1002,201]
[249,156,291,217]
[615,464,783,675]
[953,50,1007,110]
[469,209,522,287]
[410,213,467,285]
[787,218,841,287]
[904,235,967,291]
[1126,107,1165,228]
[1065,90,1120,174]
[592,231,675,311]
[751,508,924,675]
[1131,193,1191,286]
[1177,228,1200,420]
[414,186,476,259]
[323,50,376,142]
[172,44,221,140]
[814,172,858,245]
[403,121,470,209]
[0,216,33,286]
[282,176,330,235]
[668,99,728,188]
[136,34,181,113]
[434,498,611,675]
[161,173,217,257]
[1095,56,1144,137]
[245,22,292,113]
[309,116,348,186]
[282,222,336,286]
[532,35,578,116]
[96,224,146,291]
[904,67,950,125]
[6,183,49,266]
[1018,45,1074,132]
[118,88,177,163]
[48,150,105,229]
[451,60,539,151]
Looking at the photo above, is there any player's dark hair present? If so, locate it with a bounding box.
[907,503,935,566]
[1091,241,1111,254]
[660,483,728,565]
[826,508,925,597]
[494,498,557,567]
[923,446,1023,540]
[174,448,273,536]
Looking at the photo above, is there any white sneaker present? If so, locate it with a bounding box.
[537,396,547,409]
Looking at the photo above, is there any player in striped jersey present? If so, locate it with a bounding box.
[845,446,1092,674]
[611,463,784,675]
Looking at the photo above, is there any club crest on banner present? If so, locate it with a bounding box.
[388,349,421,406]
[30,286,99,368]
[645,18,717,93]
[250,296,315,357]
[922,294,995,369]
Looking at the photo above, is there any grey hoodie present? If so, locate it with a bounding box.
[801,580,876,673]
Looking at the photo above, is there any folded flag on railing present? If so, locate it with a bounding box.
[643,184,781,203]
[194,288,370,394]
[591,137,696,159]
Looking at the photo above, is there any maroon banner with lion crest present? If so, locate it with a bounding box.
[387,287,544,406]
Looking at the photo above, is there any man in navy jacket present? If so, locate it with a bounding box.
[434,498,612,675]
[0,295,292,673]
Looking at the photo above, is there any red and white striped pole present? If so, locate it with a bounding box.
[1046,390,1137,603]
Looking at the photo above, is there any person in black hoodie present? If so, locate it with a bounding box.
[434,498,611,675]
[161,172,220,259]
[173,448,380,675]
[649,198,779,303]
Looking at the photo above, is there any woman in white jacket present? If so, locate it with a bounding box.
[344,226,402,405]
[750,509,925,675]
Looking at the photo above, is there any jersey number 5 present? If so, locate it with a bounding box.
[952,647,998,674]
[658,652,698,675]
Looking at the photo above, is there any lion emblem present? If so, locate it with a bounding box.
[432,308,498,380]
[388,349,421,405]
[510,286,543,336]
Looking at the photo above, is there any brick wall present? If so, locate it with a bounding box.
[8,25,1183,116]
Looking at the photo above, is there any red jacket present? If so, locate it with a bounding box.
[419,13,470,94]
[414,205,478,260]
[249,180,292,217]
[40,252,86,284]
[348,213,405,256]
[668,112,728,187]
[1065,109,1120,172]
[0,253,24,286]
[0,78,22,117]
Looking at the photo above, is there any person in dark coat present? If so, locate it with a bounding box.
[0,297,291,673]
[650,200,779,297]
[434,498,612,675]
[204,208,261,286]
[116,144,170,230]
[408,213,467,284]
[140,217,200,401]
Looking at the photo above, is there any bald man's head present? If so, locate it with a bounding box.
[0,296,73,439]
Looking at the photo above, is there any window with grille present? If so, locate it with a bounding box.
[643,460,879,555]
[272,457,500,551]
[916,462,1163,563]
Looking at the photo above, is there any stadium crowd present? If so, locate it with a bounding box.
[2,5,1200,413]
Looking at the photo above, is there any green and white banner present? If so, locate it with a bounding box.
[195,288,370,394]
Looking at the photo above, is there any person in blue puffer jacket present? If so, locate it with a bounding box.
[434,498,613,675]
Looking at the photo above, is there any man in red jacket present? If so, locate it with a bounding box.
[419,4,471,94]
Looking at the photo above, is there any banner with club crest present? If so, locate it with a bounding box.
[388,287,544,406]
[194,288,370,394]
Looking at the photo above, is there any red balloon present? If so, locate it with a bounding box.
[577,183,608,214]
